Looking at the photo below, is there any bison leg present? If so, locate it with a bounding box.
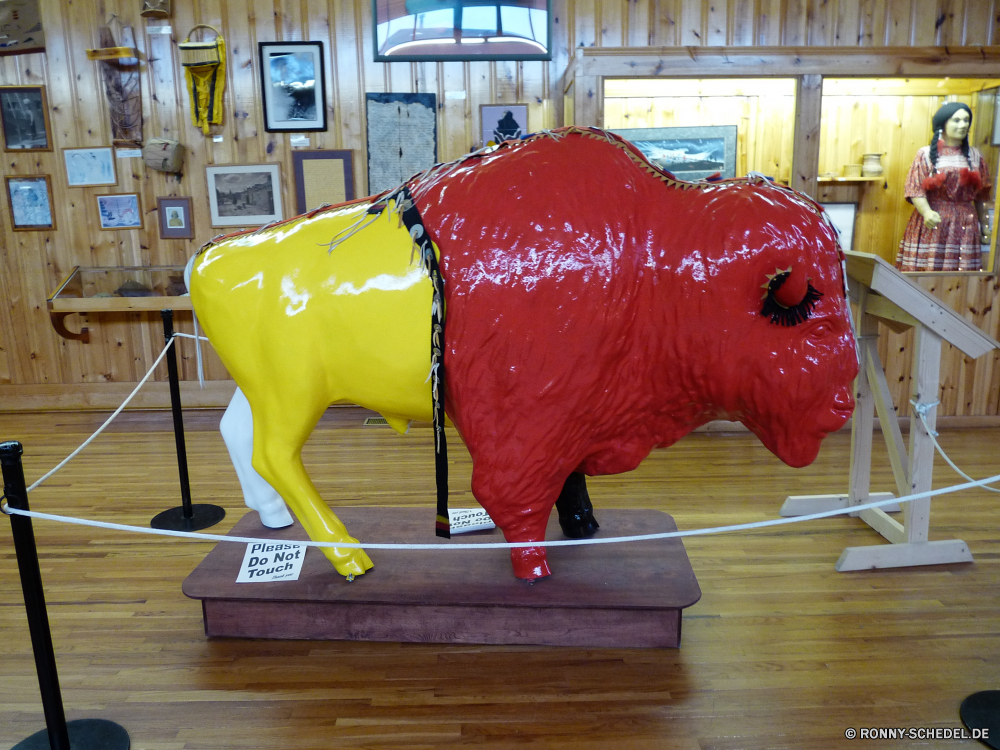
[471,463,560,581]
[220,387,293,529]
[247,389,374,578]
[554,472,600,539]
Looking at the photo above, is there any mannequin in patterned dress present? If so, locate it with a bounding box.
[896,102,992,272]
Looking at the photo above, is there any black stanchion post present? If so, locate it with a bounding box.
[151,309,226,532]
[1,441,129,750]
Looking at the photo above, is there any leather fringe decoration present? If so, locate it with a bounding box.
[392,185,451,538]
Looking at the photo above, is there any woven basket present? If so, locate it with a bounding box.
[178,24,222,66]
[843,164,862,177]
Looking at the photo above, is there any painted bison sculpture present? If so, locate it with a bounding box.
[187,126,859,581]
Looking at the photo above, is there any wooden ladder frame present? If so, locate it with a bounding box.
[779,252,998,571]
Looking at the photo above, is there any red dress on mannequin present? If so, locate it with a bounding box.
[895,143,991,272]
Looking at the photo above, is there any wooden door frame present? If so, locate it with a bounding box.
[564,45,1000,198]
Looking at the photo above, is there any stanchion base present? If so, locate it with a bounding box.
[151,504,226,532]
[960,690,1000,749]
[12,718,129,750]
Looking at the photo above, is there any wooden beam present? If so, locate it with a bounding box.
[905,326,941,544]
[845,251,1000,358]
[835,539,973,571]
[577,46,1000,79]
[792,75,822,198]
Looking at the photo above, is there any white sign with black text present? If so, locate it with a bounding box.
[447,508,496,534]
[236,541,306,583]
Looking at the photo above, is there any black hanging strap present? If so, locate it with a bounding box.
[393,186,450,538]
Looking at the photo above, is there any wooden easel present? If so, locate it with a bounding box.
[780,251,999,571]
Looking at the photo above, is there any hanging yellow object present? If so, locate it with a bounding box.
[179,25,226,135]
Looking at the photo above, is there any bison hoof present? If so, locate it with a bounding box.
[324,546,374,578]
[511,547,551,580]
[555,472,600,539]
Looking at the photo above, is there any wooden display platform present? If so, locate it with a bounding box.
[182,508,701,648]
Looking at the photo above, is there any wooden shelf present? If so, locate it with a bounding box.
[46,265,191,342]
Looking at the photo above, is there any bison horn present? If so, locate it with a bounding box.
[773,266,810,309]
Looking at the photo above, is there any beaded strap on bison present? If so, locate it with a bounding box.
[188,126,859,581]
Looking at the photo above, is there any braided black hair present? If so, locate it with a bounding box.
[928,103,974,174]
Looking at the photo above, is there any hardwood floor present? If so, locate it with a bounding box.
[1,408,997,749]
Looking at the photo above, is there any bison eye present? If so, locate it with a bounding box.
[760,268,823,327]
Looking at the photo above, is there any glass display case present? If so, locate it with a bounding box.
[47,265,191,342]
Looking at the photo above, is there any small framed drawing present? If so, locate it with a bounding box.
[291,150,354,213]
[5,175,55,230]
[610,125,738,181]
[96,193,142,230]
[206,164,283,227]
[64,147,117,187]
[480,103,528,147]
[259,41,327,132]
[157,196,193,239]
[0,86,52,151]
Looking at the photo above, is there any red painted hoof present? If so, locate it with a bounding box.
[511,546,551,580]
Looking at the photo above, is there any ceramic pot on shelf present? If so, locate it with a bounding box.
[861,153,883,178]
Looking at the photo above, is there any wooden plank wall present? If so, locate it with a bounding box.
[603,79,796,183]
[3,0,1000,417]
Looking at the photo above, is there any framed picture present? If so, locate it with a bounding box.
[157,196,194,239]
[480,103,528,147]
[291,150,354,214]
[820,202,858,253]
[610,126,738,181]
[64,147,117,187]
[97,193,142,229]
[0,85,51,151]
[366,93,437,195]
[259,41,327,132]
[5,174,55,230]
[373,0,551,62]
[0,0,46,56]
[206,164,283,227]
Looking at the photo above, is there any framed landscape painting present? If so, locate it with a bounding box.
[206,164,283,227]
[259,41,327,132]
[611,126,738,181]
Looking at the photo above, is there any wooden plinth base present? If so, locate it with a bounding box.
[182,508,701,648]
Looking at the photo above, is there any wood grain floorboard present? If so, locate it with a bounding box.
[0,407,997,749]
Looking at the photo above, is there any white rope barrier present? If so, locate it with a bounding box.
[25,338,176,493]
[910,398,1000,494]
[4,472,1000,550]
[4,331,998,553]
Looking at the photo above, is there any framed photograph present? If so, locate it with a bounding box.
[480,103,528,147]
[373,0,551,62]
[820,202,858,253]
[0,0,46,56]
[291,150,354,214]
[611,126,738,181]
[259,41,327,132]
[0,85,51,151]
[157,196,194,239]
[5,174,55,230]
[366,93,437,195]
[97,193,142,230]
[64,147,117,187]
[206,164,283,227]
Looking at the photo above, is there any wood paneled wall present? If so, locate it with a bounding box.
[603,78,796,183]
[4,0,1000,417]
